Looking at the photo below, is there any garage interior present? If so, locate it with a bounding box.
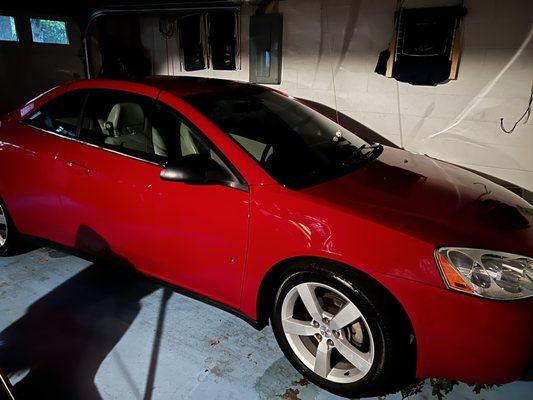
[1,0,533,399]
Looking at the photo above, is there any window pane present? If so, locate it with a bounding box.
[0,16,18,42]
[81,90,173,163]
[231,134,268,160]
[30,18,69,44]
[80,89,239,185]
[26,91,87,138]
[185,88,369,189]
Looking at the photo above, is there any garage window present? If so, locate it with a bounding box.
[30,18,69,44]
[0,16,18,42]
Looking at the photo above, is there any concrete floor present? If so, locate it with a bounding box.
[1,248,532,400]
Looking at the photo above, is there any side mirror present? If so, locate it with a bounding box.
[160,154,233,185]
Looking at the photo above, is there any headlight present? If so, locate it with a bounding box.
[435,247,533,300]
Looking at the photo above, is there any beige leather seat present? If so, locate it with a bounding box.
[104,102,167,157]
[180,123,200,156]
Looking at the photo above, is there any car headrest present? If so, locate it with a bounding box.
[106,102,145,129]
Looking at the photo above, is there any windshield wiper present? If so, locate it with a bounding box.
[337,143,383,167]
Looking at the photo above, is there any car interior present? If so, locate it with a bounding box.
[101,102,169,157]
[79,92,205,164]
[25,88,238,186]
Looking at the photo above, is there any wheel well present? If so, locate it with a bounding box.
[255,256,417,377]
[255,256,312,328]
[0,196,14,230]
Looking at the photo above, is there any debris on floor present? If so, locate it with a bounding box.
[1,248,532,400]
[293,378,309,387]
[281,388,300,400]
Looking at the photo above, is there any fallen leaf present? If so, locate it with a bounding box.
[293,378,309,387]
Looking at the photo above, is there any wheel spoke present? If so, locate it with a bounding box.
[282,317,317,336]
[0,207,6,244]
[297,284,323,321]
[281,281,374,384]
[334,337,372,373]
[313,339,332,378]
[330,302,362,330]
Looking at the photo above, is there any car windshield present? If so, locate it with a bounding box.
[184,86,381,189]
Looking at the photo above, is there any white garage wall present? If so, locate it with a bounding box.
[141,0,533,192]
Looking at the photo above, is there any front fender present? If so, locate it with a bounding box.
[240,184,441,319]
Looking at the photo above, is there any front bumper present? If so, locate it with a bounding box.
[376,273,533,384]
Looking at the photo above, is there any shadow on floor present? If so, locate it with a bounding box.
[0,263,159,400]
[0,226,162,400]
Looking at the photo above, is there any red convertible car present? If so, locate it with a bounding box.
[0,77,532,397]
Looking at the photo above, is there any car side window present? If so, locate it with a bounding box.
[80,89,173,163]
[25,90,87,138]
[79,89,240,186]
[80,90,216,164]
[153,102,241,186]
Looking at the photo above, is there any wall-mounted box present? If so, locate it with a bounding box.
[249,13,283,84]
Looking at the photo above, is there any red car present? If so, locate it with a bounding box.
[0,77,532,397]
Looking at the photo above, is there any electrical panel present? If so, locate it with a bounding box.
[249,13,283,84]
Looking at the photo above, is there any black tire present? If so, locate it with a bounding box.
[0,199,21,256]
[270,261,415,398]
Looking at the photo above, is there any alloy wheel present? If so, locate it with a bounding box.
[0,204,7,247]
[280,281,374,383]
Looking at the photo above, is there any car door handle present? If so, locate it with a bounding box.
[65,161,91,174]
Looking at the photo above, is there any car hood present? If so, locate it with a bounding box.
[302,146,533,254]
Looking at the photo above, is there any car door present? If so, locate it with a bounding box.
[2,90,88,243]
[56,88,249,308]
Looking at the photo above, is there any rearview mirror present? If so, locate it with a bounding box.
[160,154,233,186]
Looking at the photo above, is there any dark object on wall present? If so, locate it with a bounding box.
[178,14,206,71]
[374,49,390,76]
[249,13,283,84]
[375,6,467,86]
[96,16,151,79]
[208,12,237,70]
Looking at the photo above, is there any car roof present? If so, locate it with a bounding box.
[68,76,267,98]
[143,76,259,96]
